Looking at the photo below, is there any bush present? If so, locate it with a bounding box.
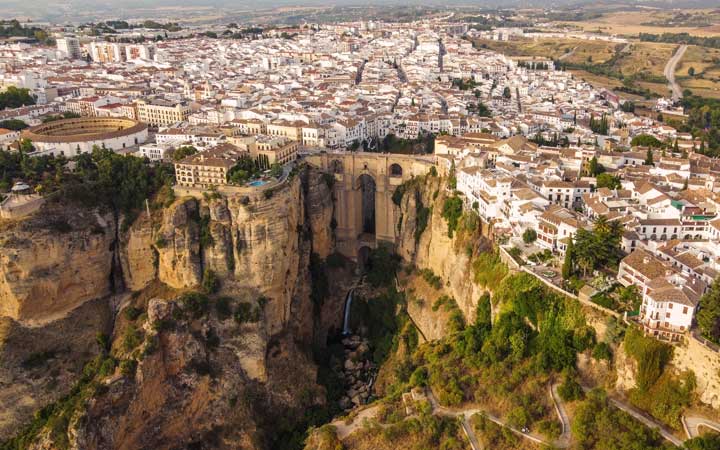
[119,359,137,377]
[522,229,537,244]
[592,342,613,361]
[180,292,210,319]
[325,252,345,268]
[123,306,143,321]
[557,373,584,402]
[234,302,261,324]
[121,324,143,353]
[537,419,561,439]
[441,196,463,238]
[420,268,443,290]
[624,327,673,391]
[506,406,531,429]
[202,269,220,294]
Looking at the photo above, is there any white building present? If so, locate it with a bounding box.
[56,37,81,60]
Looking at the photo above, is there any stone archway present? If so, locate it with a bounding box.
[389,163,403,177]
[357,174,376,235]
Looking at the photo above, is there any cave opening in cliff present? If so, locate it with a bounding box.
[357,174,376,235]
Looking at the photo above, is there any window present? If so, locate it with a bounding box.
[666,312,671,318]
[683,306,688,314]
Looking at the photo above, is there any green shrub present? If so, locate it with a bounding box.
[506,406,531,429]
[420,268,443,289]
[202,269,220,294]
[123,306,143,321]
[119,359,137,377]
[592,342,613,361]
[441,195,463,238]
[180,292,210,319]
[234,302,261,324]
[121,324,143,353]
[537,419,561,439]
[326,252,346,268]
[557,373,584,402]
[624,327,673,391]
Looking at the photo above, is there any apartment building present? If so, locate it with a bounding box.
[136,99,191,127]
[174,144,246,188]
[56,37,81,59]
[90,42,124,63]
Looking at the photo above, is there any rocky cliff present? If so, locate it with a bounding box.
[0,205,117,325]
[0,166,340,448]
[394,175,489,335]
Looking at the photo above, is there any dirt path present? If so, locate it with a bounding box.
[331,405,381,440]
[558,46,577,61]
[664,44,688,102]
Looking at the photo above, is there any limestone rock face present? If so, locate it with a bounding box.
[0,206,115,324]
[395,176,487,331]
[614,342,639,392]
[304,170,335,259]
[156,198,202,288]
[669,338,720,408]
[0,166,339,447]
[121,215,157,291]
[0,298,112,439]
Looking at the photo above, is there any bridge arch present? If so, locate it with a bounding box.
[389,163,403,177]
[304,152,436,260]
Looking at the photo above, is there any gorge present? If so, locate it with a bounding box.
[1,157,719,450]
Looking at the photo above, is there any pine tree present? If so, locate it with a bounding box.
[674,138,679,154]
[562,239,574,280]
[644,149,654,166]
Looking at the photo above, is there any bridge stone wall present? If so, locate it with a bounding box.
[305,152,434,259]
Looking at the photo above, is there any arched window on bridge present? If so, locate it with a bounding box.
[389,163,403,177]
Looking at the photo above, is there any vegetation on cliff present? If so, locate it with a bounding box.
[0,146,173,216]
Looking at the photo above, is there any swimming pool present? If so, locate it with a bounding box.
[248,180,267,187]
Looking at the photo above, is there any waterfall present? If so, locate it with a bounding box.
[342,288,354,335]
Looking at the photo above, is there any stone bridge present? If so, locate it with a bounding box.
[305,152,435,260]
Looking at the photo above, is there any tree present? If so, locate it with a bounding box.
[587,156,603,176]
[688,67,696,76]
[19,138,34,152]
[502,86,511,99]
[562,239,574,280]
[172,145,197,161]
[631,134,664,148]
[269,162,283,178]
[0,119,28,130]
[697,282,720,344]
[0,86,35,110]
[522,228,537,244]
[644,149,654,166]
[596,173,621,190]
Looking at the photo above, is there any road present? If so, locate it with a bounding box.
[664,44,688,102]
[579,385,683,447]
[683,415,720,439]
[558,46,577,61]
[551,383,571,448]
